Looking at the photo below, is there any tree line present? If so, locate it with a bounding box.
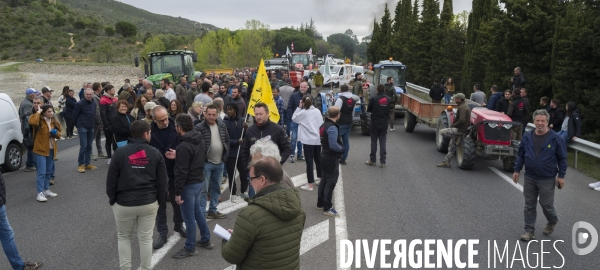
[368,0,600,143]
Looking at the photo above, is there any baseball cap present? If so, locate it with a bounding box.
[41,86,53,93]
[208,88,215,94]
[144,102,157,112]
[453,93,466,100]
[25,88,38,96]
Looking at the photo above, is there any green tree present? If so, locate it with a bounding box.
[327,33,355,59]
[366,19,380,62]
[140,36,166,63]
[273,27,314,55]
[378,4,393,60]
[105,26,115,37]
[115,21,137,38]
[96,41,114,63]
[410,0,439,86]
[236,20,273,67]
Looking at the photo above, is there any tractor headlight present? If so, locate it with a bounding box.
[504,124,512,129]
[488,123,498,128]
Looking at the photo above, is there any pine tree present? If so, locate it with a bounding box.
[378,4,393,60]
[366,19,380,62]
[412,0,439,86]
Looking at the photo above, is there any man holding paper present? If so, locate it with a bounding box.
[221,157,305,269]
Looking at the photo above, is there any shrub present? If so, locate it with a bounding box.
[1,53,8,60]
[62,52,68,57]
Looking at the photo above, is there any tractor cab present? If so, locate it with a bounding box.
[136,50,199,88]
[368,59,407,98]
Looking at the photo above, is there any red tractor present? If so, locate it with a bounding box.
[436,106,520,172]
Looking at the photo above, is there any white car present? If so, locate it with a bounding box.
[0,93,24,172]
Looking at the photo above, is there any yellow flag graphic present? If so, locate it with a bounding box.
[247,59,280,124]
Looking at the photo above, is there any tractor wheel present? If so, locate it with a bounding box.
[360,112,371,136]
[436,114,450,153]
[403,112,417,132]
[456,136,476,170]
[502,156,516,173]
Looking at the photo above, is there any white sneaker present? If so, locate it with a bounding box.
[37,192,48,202]
[107,159,111,165]
[300,184,313,191]
[230,195,239,203]
[390,128,396,131]
[315,178,321,185]
[43,190,58,197]
[595,186,600,192]
[589,181,600,189]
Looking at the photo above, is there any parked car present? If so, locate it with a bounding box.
[35,58,44,62]
[0,93,24,171]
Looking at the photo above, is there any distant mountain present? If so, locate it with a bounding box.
[59,0,218,36]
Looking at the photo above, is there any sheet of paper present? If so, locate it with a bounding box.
[214,224,231,241]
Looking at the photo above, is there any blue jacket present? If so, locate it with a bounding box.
[223,115,245,158]
[514,130,567,180]
[287,91,303,119]
[64,96,77,118]
[72,98,97,129]
[487,92,503,110]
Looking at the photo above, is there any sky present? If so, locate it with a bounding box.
[116,0,472,40]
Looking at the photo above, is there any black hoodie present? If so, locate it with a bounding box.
[429,83,445,102]
[174,129,206,196]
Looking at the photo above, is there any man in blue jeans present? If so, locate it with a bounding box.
[0,172,44,270]
[72,88,98,173]
[287,82,309,162]
[513,109,567,242]
[195,105,230,219]
[334,85,359,165]
[172,114,213,259]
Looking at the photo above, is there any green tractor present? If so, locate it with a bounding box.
[135,49,200,88]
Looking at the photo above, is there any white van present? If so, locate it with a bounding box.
[0,93,24,172]
[320,65,355,88]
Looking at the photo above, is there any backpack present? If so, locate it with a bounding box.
[22,114,41,150]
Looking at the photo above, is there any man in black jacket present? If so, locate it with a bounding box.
[495,90,512,114]
[106,120,168,270]
[548,99,564,132]
[508,89,528,141]
[147,106,186,249]
[172,114,213,259]
[429,80,445,104]
[319,107,344,217]
[366,85,392,168]
[511,67,526,90]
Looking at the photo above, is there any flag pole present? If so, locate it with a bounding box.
[230,112,249,202]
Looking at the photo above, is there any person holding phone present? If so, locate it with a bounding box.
[29,103,61,202]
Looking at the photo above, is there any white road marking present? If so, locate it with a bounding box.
[489,167,523,192]
[300,220,330,255]
[335,165,349,270]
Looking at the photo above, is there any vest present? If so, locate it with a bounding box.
[338,96,356,125]
[320,118,343,158]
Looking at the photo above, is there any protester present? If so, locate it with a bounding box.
[19,88,38,172]
[384,77,398,131]
[366,85,392,168]
[195,105,230,219]
[112,101,135,150]
[287,82,309,162]
[486,85,502,110]
[429,79,444,104]
[212,97,226,120]
[511,67,526,90]
[279,78,294,135]
[437,93,471,168]
[29,105,61,202]
[130,94,150,121]
[558,101,582,142]
[57,86,69,122]
[92,83,107,161]
[319,106,344,217]
[495,90,511,114]
[223,103,250,200]
[292,96,323,191]
[470,84,486,105]
[444,78,455,104]
[72,88,98,173]
[221,157,305,269]
[147,106,187,250]
[272,86,285,127]
[230,87,246,118]
[540,96,551,112]
[548,99,564,133]
[249,139,294,188]
[155,89,170,109]
[0,172,44,270]
[143,102,157,125]
[106,120,168,269]
[187,101,203,124]
[118,83,137,108]
[334,85,359,165]
[172,114,213,258]
[214,84,231,105]
[513,109,566,241]
[507,89,528,141]
[100,84,118,162]
[64,89,77,139]
[520,88,531,136]
[194,82,213,105]
[241,102,291,168]
[175,77,188,108]
[168,100,183,120]
[185,81,199,110]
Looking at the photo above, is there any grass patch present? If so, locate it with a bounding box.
[567,149,600,180]
[0,62,25,72]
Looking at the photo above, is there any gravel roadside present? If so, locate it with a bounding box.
[2,63,144,108]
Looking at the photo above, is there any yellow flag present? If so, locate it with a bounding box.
[247,59,280,124]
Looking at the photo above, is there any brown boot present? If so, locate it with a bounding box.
[437,160,451,168]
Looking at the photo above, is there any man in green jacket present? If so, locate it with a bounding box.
[221,157,306,269]
[437,93,471,168]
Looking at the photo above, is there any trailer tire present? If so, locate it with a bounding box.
[404,112,416,132]
[457,136,476,170]
[360,113,371,136]
[502,156,516,173]
[436,114,450,153]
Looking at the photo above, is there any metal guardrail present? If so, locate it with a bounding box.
[407,81,600,169]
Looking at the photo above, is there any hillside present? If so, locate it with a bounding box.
[59,0,218,36]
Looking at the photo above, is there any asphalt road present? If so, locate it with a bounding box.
[1,117,600,269]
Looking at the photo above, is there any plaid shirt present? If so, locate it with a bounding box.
[274,95,285,126]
